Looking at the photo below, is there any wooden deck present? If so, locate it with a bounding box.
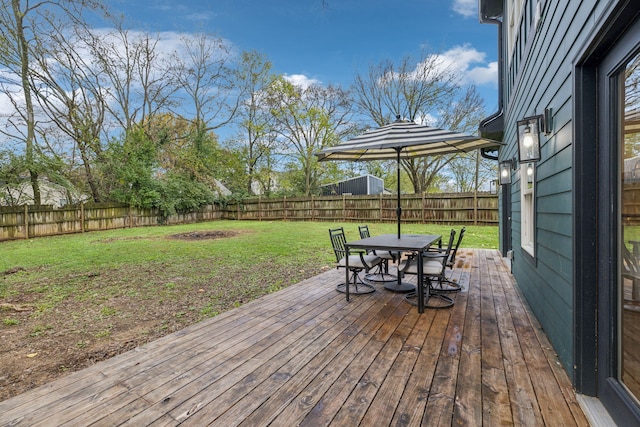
[0,249,588,426]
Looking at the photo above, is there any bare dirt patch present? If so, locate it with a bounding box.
[169,230,240,240]
[0,232,328,402]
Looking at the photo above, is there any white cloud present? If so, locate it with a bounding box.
[467,61,498,85]
[452,0,478,18]
[284,74,321,89]
[429,44,498,86]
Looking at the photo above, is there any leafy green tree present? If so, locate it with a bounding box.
[268,78,355,196]
[232,51,279,195]
[104,114,225,215]
[102,128,161,209]
[154,172,215,218]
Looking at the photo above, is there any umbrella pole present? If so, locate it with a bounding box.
[396,148,401,239]
[384,147,415,294]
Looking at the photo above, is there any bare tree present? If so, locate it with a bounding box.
[351,49,484,193]
[352,52,458,127]
[406,85,487,193]
[82,20,177,135]
[0,0,103,205]
[438,86,491,192]
[170,32,237,149]
[29,23,107,202]
[447,150,496,192]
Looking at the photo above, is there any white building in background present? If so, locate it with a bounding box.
[0,178,88,208]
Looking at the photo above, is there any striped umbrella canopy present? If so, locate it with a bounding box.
[316,118,503,239]
[316,119,502,162]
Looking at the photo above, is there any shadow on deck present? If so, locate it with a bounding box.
[0,249,588,426]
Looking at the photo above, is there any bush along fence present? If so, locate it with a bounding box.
[0,192,498,242]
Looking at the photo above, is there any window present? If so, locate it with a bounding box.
[506,0,524,63]
[521,162,535,256]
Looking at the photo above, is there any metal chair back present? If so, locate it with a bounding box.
[358,225,371,239]
[448,227,466,267]
[329,227,347,263]
[441,228,457,264]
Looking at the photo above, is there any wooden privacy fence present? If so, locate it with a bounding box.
[226,192,498,224]
[0,192,498,242]
[0,204,223,242]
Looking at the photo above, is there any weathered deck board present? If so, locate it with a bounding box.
[0,249,589,426]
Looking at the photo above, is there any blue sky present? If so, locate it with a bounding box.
[114,0,499,110]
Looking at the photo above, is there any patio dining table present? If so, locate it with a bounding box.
[344,233,442,313]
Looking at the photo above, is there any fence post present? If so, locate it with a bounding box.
[24,204,28,239]
[473,191,478,226]
[342,194,346,221]
[258,196,262,221]
[311,195,315,221]
[422,192,426,224]
[80,203,85,233]
[283,196,287,221]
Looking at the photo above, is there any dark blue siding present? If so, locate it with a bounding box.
[500,0,605,375]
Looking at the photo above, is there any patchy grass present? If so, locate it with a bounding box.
[0,220,497,400]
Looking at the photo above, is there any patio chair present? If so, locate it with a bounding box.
[329,227,381,294]
[398,228,457,309]
[358,225,397,283]
[424,226,466,292]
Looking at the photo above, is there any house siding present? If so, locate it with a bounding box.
[501,0,605,374]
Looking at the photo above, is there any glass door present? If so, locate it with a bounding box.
[574,5,640,424]
[621,52,640,402]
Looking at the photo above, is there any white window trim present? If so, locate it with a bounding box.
[521,163,535,256]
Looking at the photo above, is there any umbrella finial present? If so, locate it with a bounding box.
[395,114,401,122]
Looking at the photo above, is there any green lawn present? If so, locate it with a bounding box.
[0,220,498,275]
[0,220,497,316]
[0,219,496,310]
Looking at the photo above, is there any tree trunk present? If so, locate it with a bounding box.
[13,0,41,205]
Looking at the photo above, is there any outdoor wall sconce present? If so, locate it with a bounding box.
[517,108,552,163]
[499,159,514,185]
[517,116,542,163]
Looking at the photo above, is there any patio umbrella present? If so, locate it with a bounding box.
[317,118,502,293]
[317,117,503,238]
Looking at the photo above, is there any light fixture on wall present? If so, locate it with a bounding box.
[499,159,514,185]
[517,108,552,163]
[517,116,542,163]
